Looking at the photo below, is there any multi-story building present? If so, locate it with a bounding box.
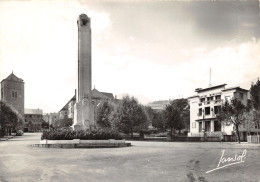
[188,84,259,141]
[1,72,24,117]
[24,108,43,132]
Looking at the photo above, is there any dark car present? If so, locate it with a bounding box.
[16,130,24,136]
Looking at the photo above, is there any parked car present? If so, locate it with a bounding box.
[16,130,24,136]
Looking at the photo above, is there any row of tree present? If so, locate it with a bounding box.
[96,96,148,138]
[95,96,189,138]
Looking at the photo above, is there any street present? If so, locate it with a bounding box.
[0,133,260,182]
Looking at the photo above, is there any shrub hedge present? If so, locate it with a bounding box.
[41,128,122,140]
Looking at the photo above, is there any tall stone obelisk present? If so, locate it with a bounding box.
[73,14,95,130]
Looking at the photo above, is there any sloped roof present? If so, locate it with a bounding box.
[3,72,23,82]
[59,94,76,112]
[92,88,107,99]
[101,92,114,99]
[92,88,114,100]
[59,88,114,112]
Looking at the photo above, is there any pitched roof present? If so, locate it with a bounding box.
[59,88,114,112]
[2,72,23,82]
[59,94,76,112]
[92,88,107,99]
[101,92,114,99]
[92,88,114,100]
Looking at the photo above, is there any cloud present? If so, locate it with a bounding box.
[0,0,112,112]
[93,40,260,103]
[0,1,259,112]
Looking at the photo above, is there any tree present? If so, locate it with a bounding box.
[151,110,166,132]
[41,120,49,130]
[110,96,148,138]
[164,102,181,137]
[217,98,248,143]
[143,106,165,131]
[0,101,23,136]
[176,99,190,133]
[143,106,154,127]
[164,99,189,136]
[250,78,260,110]
[181,106,190,134]
[95,100,114,128]
[52,117,73,129]
[249,79,260,131]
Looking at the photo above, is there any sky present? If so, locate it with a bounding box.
[0,0,260,113]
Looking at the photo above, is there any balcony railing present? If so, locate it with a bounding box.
[214,99,222,104]
[197,113,217,119]
[198,99,223,106]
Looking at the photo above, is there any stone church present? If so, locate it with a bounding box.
[59,88,115,121]
[1,72,24,117]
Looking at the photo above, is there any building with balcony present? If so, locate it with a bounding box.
[188,84,259,141]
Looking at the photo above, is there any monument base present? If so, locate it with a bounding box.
[72,98,95,130]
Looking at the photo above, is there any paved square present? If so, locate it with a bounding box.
[0,133,259,181]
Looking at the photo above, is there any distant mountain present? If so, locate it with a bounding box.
[147,100,170,105]
[116,93,153,105]
[146,100,170,110]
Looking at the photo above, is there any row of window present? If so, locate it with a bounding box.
[198,106,221,116]
[200,93,244,103]
[198,121,221,132]
[196,121,258,132]
[1,90,19,100]
[25,115,42,118]
[24,119,43,123]
[200,95,221,103]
